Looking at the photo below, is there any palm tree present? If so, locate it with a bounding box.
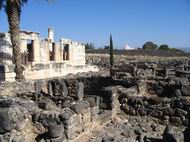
[0,0,28,81]
[0,0,50,81]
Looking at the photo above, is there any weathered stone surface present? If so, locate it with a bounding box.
[19,100,38,113]
[91,106,100,116]
[170,117,182,125]
[102,136,114,142]
[49,133,67,142]
[0,106,26,134]
[12,135,26,142]
[175,108,188,117]
[77,82,84,101]
[182,85,190,96]
[128,108,136,116]
[84,96,97,107]
[163,107,175,116]
[59,108,81,127]
[48,123,64,138]
[35,80,45,93]
[35,111,60,127]
[65,123,84,140]
[38,98,56,110]
[138,108,147,116]
[70,101,90,114]
[60,80,68,97]
[163,125,184,142]
[82,108,91,127]
[99,110,112,124]
[91,114,100,122]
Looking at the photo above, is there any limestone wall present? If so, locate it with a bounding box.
[0,33,12,64]
[0,63,99,82]
[0,33,12,54]
[69,44,85,65]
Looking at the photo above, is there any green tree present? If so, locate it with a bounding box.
[85,43,95,50]
[0,0,50,81]
[170,48,184,53]
[109,34,114,66]
[85,43,90,49]
[104,45,109,50]
[158,44,170,50]
[143,41,158,50]
[170,48,177,52]
[89,43,95,49]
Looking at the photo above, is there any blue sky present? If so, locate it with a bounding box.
[0,0,190,49]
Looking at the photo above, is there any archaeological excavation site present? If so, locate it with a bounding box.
[0,39,190,142]
[1,0,190,141]
[0,25,190,142]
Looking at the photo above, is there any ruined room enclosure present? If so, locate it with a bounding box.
[0,75,122,142]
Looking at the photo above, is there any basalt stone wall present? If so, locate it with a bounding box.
[34,100,101,142]
[119,78,190,126]
[120,95,190,126]
[78,76,113,101]
[146,78,190,97]
[0,77,120,142]
[0,80,35,96]
[35,76,114,109]
[34,76,112,95]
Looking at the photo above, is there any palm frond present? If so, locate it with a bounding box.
[14,0,28,7]
[0,0,3,9]
[0,0,5,10]
[20,0,28,6]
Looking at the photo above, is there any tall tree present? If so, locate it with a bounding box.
[0,0,28,81]
[0,0,49,81]
[109,34,114,77]
[109,34,114,66]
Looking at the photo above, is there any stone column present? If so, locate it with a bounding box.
[68,45,73,64]
[48,28,54,42]
[59,44,64,61]
[32,40,40,62]
[20,40,27,53]
[48,41,53,61]
[45,41,50,62]
[53,43,60,61]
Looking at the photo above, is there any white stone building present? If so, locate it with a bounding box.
[0,28,98,81]
[123,43,134,50]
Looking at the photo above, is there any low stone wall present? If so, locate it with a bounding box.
[0,62,99,82]
[0,64,15,82]
[34,100,101,142]
[120,95,190,126]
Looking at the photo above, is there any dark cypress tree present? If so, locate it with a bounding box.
[109,34,114,77]
[110,34,114,66]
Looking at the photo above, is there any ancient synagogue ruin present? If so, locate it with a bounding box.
[0,28,98,82]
